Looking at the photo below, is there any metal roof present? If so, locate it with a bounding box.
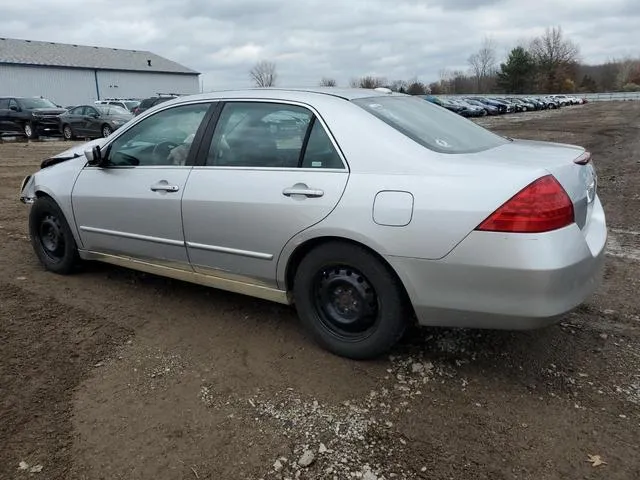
[0,37,199,75]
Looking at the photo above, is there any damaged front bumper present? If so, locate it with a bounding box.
[19,175,36,204]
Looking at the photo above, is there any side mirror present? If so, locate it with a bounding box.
[84,145,105,167]
[9,105,18,112]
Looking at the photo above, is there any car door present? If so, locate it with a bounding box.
[0,98,10,132]
[7,98,22,132]
[67,106,86,134]
[71,101,214,268]
[83,106,102,137]
[181,101,349,288]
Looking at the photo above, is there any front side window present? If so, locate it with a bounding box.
[85,107,99,117]
[0,99,9,109]
[207,102,313,168]
[106,103,210,167]
[8,99,19,109]
[352,96,508,154]
[71,106,85,115]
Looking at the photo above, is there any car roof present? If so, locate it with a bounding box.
[167,87,406,105]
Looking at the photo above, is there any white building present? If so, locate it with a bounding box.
[0,37,200,106]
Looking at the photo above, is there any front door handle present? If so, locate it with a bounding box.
[150,182,180,193]
[282,184,324,198]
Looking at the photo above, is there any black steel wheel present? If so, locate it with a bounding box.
[293,242,408,359]
[313,265,379,339]
[29,196,79,274]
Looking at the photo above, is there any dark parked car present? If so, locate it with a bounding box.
[463,98,500,115]
[59,104,133,139]
[0,96,67,138]
[133,94,178,116]
[469,97,510,114]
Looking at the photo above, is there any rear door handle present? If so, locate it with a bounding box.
[282,186,324,198]
[150,182,180,193]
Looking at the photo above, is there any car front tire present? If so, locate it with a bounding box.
[293,242,409,360]
[29,196,80,274]
[24,122,38,140]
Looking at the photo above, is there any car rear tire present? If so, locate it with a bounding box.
[29,196,79,274]
[24,122,38,140]
[293,242,408,360]
[62,124,75,140]
[102,124,112,138]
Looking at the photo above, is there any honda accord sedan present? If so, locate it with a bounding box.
[19,88,606,359]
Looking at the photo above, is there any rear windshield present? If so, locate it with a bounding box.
[352,96,507,154]
[96,105,130,115]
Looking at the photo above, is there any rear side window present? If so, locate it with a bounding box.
[352,96,508,154]
[0,99,8,109]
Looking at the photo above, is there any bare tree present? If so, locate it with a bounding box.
[615,56,640,88]
[389,79,408,93]
[406,77,428,95]
[349,76,386,89]
[319,77,337,87]
[250,60,277,87]
[468,37,497,93]
[529,26,579,92]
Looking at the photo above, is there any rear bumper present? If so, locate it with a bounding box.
[387,197,607,330]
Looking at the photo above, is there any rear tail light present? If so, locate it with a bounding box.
[476,175,574,233]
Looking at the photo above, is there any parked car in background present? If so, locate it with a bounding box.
[468,97,509,114]
[522,97,546,110]
[59,104,133,139]
[541,96,561,109]
[133,94,179,116]
[95,98,141,113]
[19,88,606,359]
[423,95,467,115]
[0,96,66,138]
[448,99,487,117]
[463,98,500,115]
[548,95,574,106]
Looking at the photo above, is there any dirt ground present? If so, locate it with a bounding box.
[1,102,639,480]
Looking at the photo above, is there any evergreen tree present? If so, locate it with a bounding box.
[497,47,536,93]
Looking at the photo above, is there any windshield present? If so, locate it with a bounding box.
[20,98,58,109]
[96,105,131,116]
[352,96,508,154]
[124,101,140,109]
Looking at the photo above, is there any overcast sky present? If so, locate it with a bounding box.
[2,0,639,90]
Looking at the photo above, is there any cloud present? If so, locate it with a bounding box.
[0,0,638,89]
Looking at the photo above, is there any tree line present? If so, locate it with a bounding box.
[248,26,640,95]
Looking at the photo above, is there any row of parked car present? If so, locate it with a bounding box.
[0,94,181,139]
[423,94,587,117]
[2,91,584,140]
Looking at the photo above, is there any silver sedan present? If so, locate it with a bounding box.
[19,88,606,359]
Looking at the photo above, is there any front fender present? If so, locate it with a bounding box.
[21,157,88,249]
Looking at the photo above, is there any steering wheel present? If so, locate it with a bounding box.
[152,140,180,164]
